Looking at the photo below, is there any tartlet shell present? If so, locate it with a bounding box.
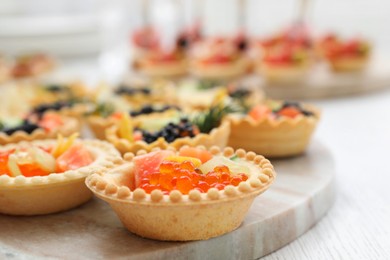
[85,146,276,241]
[0,114,81,145]
[226,105,320,158]
[190,57,251,79]
[134,58,188,78]
[105,120,231,155]
[257,61,310,83]
[328,55,369,72]
[0,139,121,215]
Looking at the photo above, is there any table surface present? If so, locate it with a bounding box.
[263,88,390,259]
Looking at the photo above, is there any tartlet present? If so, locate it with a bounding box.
[86,104,181,140]
[189,38,251,79]
[177,79,263,111]
[11,53,55,78]
[86,145,276,241]
[106,116,230,154]
[133,48,188,78]
[256,44,311,83]
[0,112,81,145]
[226,101,320,158]
[0,138,121,215]
[317,34,371,72]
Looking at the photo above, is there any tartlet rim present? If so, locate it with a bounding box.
[85,145,276,205]
[0,139,121,188]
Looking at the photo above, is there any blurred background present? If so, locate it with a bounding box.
[0,0,389,83]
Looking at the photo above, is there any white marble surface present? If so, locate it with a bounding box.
[0,142,335,259]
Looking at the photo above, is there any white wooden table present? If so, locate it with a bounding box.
[263,89,390,259]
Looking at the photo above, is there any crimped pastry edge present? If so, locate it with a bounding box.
[0,114,81,145]
[0,139,122,188]
[86,145,276,205]
[105,120,231,155]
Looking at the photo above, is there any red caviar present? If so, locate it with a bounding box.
[136,160,248,194]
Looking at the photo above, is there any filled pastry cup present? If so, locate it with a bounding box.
[0,112,81,145]
[105,119,230,155]
[0,139,121,215]
[328,56,369,72]
[255,44,312,84]
[226,102,320,158]
[316,34,371,72]
[190,56,251,79]
[85,145,276,241]
[258,61,310,83]
[134,58,188,78]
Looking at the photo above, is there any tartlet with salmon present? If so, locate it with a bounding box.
[0,112,81,145]
[0,136,121,215]
[226,100,320,158]
[86,145,275,241]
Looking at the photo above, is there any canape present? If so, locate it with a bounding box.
[190,38,251,79]
[317,34,371,72]
[86,145,275,241]
[133,47,188,78]
[226,100,320,158]
[0,112,81,145]
[11,53,54,78]
[86,104,181,140]
[105,107,231,154]
[0,137,121,215]
[256,44,311,83]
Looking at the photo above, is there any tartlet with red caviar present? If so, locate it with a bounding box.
[86,145,275,241]
[105,106,231,154]
[190,38,251,79]
[317,34,371,72]
[0,136,121,215]
[226,100,320,158]
[0,112,80,145]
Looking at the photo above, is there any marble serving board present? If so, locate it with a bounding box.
[0,142,335,259]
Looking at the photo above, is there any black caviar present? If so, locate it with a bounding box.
[114,86,151,96]
[274,101,314,117]
[140,118,197,144]
[130,105,180,117]
[1,120,39,135]
[31,101,73,118]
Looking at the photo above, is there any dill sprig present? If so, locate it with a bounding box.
[86,102,116,118]
[196,79,224,90]
[192,104,238,133]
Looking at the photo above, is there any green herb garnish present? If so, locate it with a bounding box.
[192,104,237,133]
[86,103,115,118]
[196,79,224,90]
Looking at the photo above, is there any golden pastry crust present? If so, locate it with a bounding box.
[257,61,310,83]
[86,115,116,140]
[0,139,121,215]
[190,57,251,79]
[0,114,81,145]
[85,146,276,241]
[105,120,231,155]
[328,55,369,72]
[226,105,320,158]
[134,58,188,78]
